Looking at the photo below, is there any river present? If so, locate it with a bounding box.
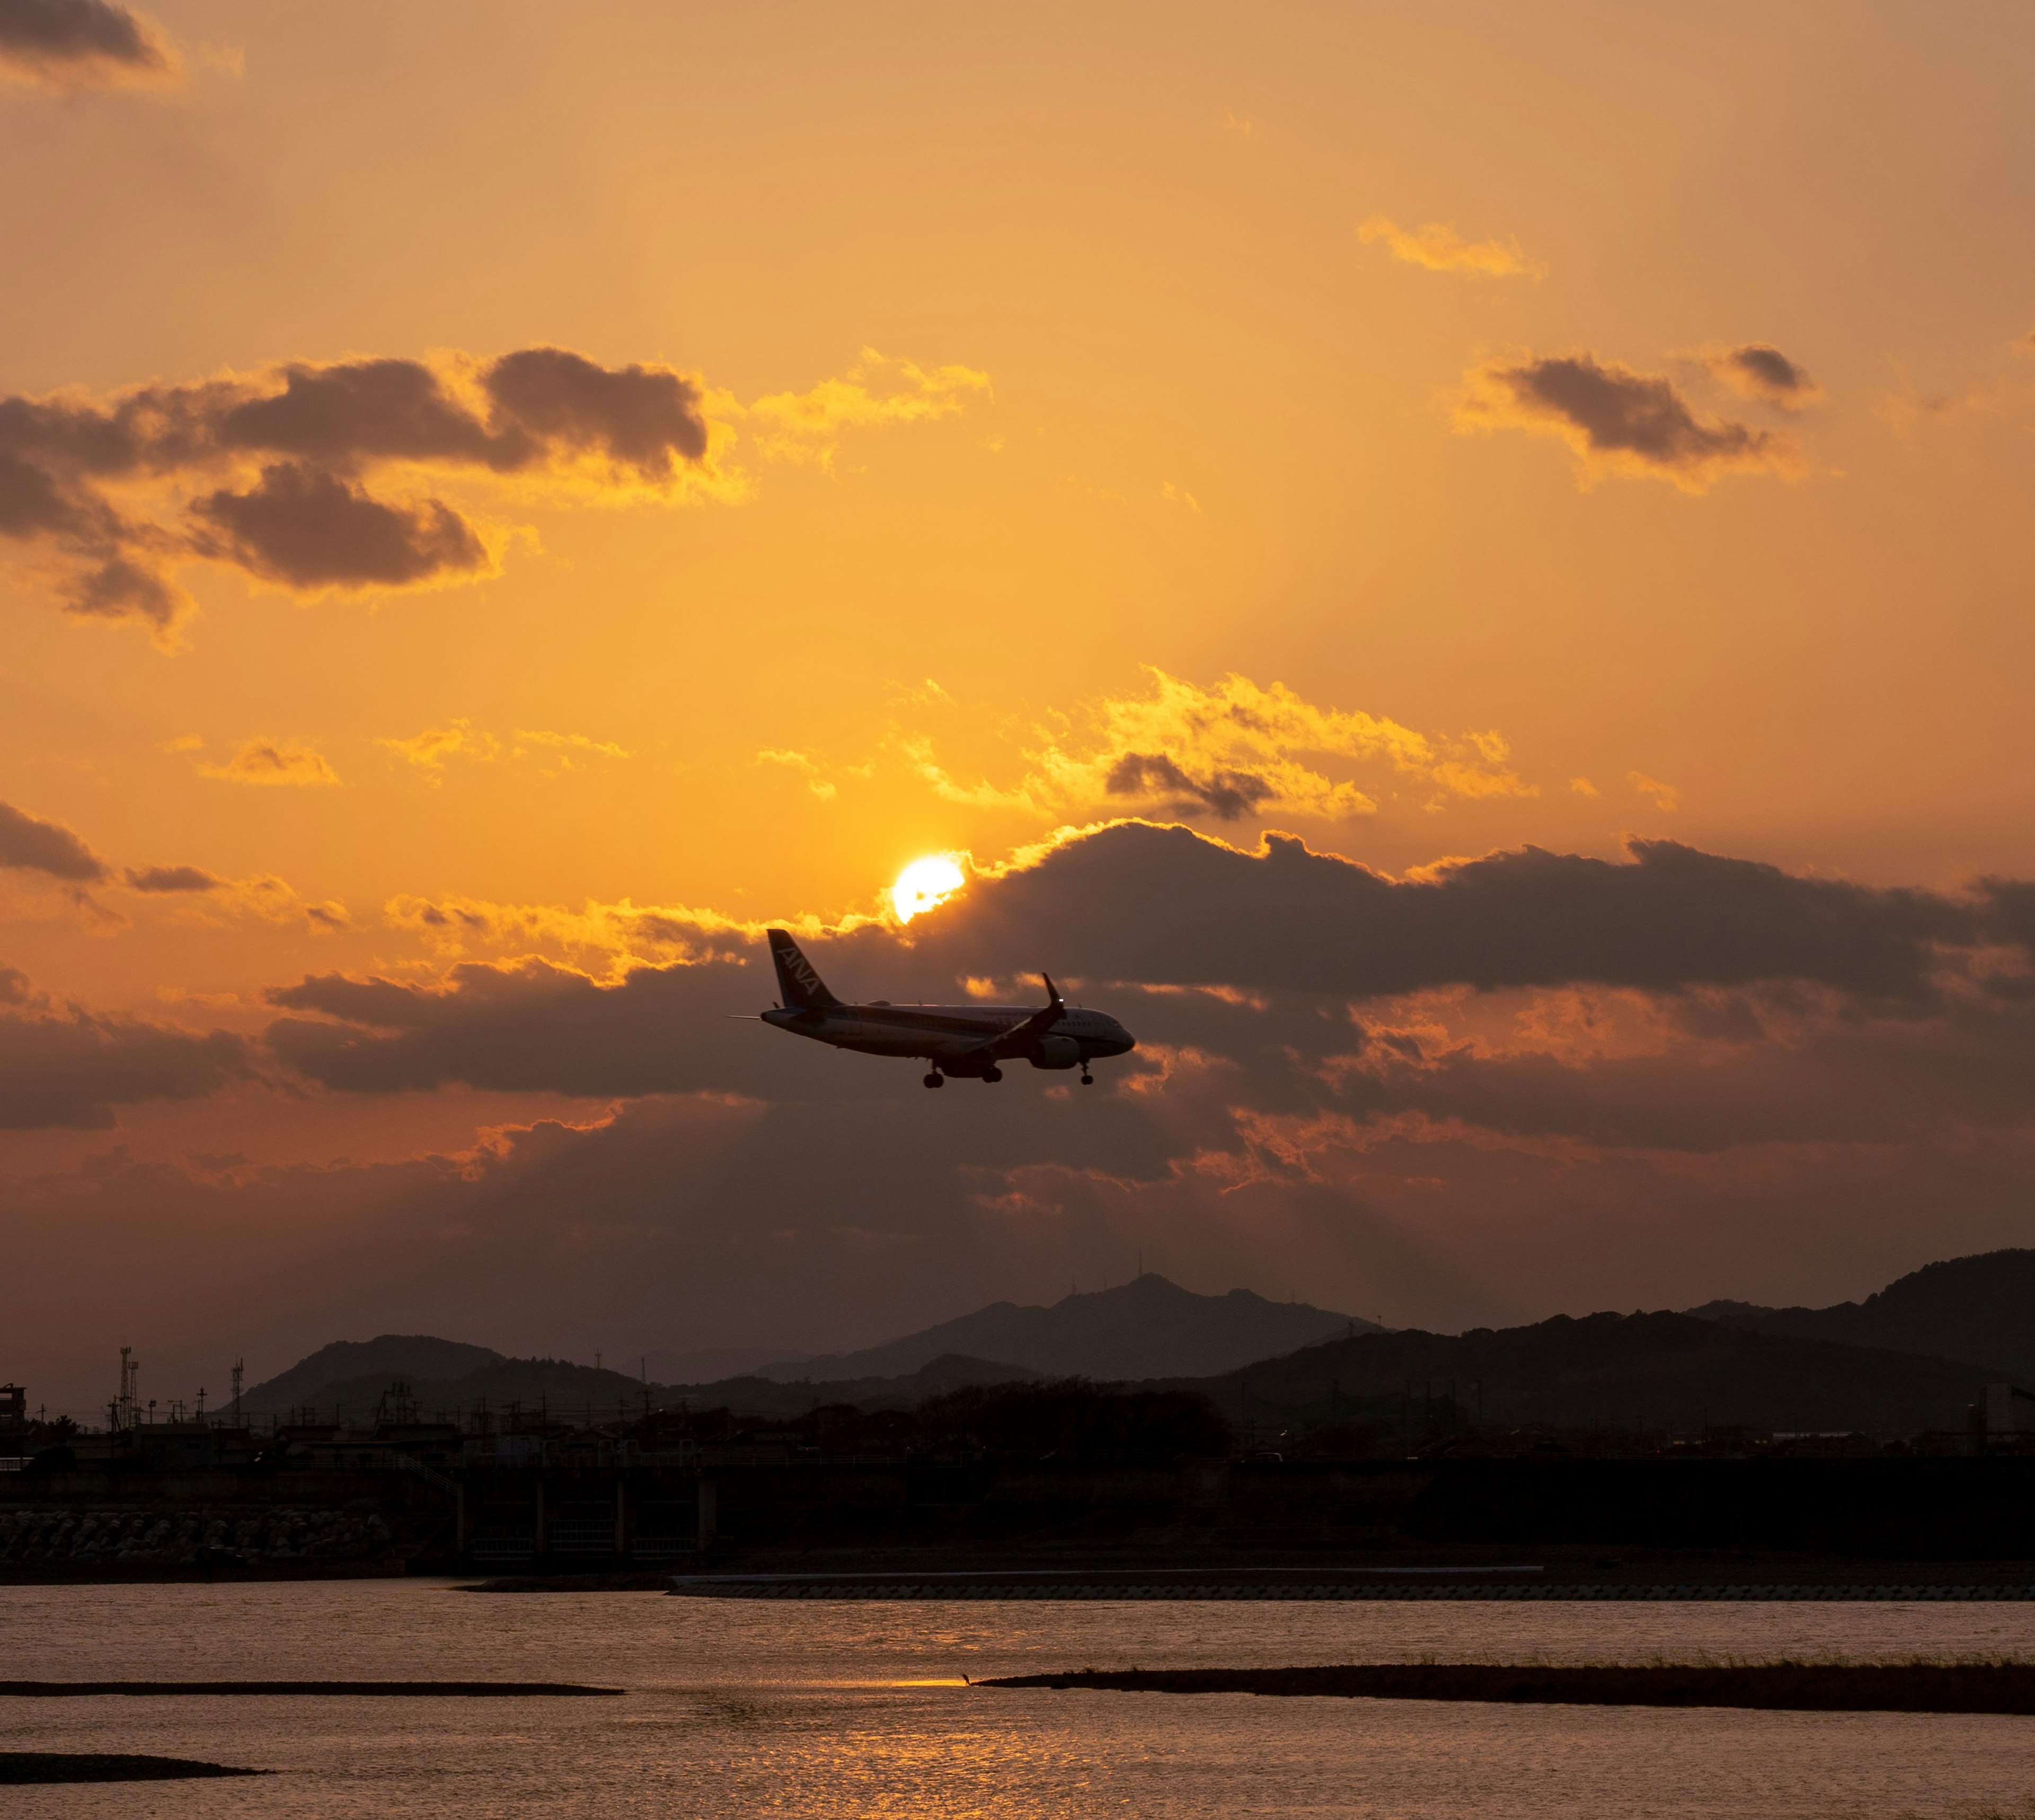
[4,1580,2033,1816]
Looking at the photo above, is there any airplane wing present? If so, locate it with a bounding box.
[963,974,1066,1061]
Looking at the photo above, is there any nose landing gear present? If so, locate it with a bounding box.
[923,1071,944,1089]
[981,1065,1003,1083]
[1080,1067,1094,1085]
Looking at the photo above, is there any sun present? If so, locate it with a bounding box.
[892,854,966,923]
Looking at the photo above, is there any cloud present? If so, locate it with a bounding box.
[377,721,626,783]
[378,719,502,779]
[756,749,838,801]
[1456,351,1800,492]
[380,893,750,966]
[904,670,1536,824]
[748,349,992,466]
[0,975,251,1128]
[265,957,766,1098]
[514,729,629,772]
[0,0,176,92]
[900,823,1991,1006]
[1105,752,1273,822]
[198,738,341,788]
[189,462,491,589]
[0,798,106,882]
[0,346,722,642]
[217,873,349,933]
[122,863,220,893]
[483,347,711,478]
[1629,771,1679,811]
[1704,343,1822,411]
[2,343,983,642]
[251,823,2016,1115]
[1358,216,1544,279]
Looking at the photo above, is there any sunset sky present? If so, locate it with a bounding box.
[6,1,2035,1413]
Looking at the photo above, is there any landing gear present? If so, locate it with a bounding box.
[923,1071,944,1089]
[1080,1068,1094,1085]
[982,1065,1003,1083]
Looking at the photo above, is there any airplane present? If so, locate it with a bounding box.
[754,929,1136,1089]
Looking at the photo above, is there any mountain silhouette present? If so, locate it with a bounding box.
[752,1274,1377,1384]
[1179,1310,1989,1435]
[242,1334,505,1414]
[1685,1249,2035,1381]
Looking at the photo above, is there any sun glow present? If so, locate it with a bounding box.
[892,854,965,922]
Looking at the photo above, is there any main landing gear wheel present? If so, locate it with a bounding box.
[981,1065,1003,1083]
[1080,1070,1094,1085]
[923,1071,944,1089]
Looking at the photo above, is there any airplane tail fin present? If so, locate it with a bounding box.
[766,929,840,1011]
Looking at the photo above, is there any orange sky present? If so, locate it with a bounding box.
[6,1,2035,1411]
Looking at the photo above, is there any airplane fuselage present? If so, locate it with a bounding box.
[757,927,1135,1087]
[762,1001,1134,1074]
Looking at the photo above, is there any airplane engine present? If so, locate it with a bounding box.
[1028,1036,1083,1070]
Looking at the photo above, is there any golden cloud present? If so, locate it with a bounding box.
[1630,771,1680,811]
[902,669,1537,825]
[1358,216,1545,279]
[382,892,759,969]
[747,349,993,466]
[756,749,839,801]
[198,738,341,788]
[377,720,627,783]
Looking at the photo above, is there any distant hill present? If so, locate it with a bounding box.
[242,1335,1036,1427]
[254,1354,661,1425]
[243,1335,506,1415]
[1177,1310,1992,1436]
[1685,1250,2035,1381]
[672,1354,1039,1418]
[641,1345,813,1383]
[757,1275,1376,1383]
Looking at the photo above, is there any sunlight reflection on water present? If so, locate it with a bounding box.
[4,1580,2034,1818]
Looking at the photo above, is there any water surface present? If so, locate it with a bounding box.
[4,1581,2032,1817]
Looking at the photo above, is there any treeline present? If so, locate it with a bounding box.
[675,1379,1233,1463]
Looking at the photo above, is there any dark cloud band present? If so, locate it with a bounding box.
[251,825,2020,1107]
[0,991,250,1128]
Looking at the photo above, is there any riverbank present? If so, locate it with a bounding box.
[0,1753,266,1783]
[983,1660,2035,1712]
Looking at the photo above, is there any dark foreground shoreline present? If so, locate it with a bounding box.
[1,1752,268,1783]
[981,1662,2035,1714]
[0,1680,621,1697]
